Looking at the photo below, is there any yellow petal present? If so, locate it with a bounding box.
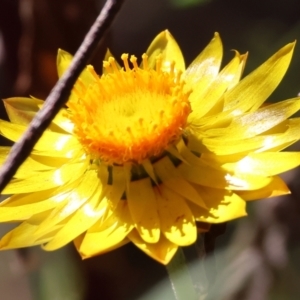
[0,147,55,176]
[29,154,69,168]
[177,158,227,188]
[127,178,160,243]
[108,166,126,207]
[201,151,300,176]
[35,134,81,158]
[166,144,188,164]
[102,48,120,74]
[0,189,62,222]
[153,156,206,208]
[3,97,39,125]
[189,49,240,118]
[3,97,69,133]
[184,32,222,93]
[48,108,74,134]
[146,30,185,72]
[142,159,158,184]
[43,183,106,251]
[237,176,290,201]
[0,222,60,250]
[188,186,247,223]
[224,42,295,113]
[200,136,262,155]
[57,49,73,78]
[176,137,204,161]
[262,118,300,151]
[200,152,244,166]
[200,118,300,155]
[0,119,27,141]
[0,120,81,157]
[128,229,178,265]
[0,178,81,208]
[227,52,248,90]
[207,98,300,139]
[155,186,197,246]
[75,235,129,259]
[76,201,133,258]
[224,173,272,191]
[178,162,272,190]
[35,169,99,235]
[223,152,300,176]
[57,49,96,85]
[3,160,87,194]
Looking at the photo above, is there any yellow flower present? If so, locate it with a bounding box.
[1,31,300,264]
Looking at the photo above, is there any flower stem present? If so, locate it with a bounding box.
[0,0,125,193]
[166,247,197,300]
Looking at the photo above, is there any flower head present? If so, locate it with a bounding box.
[1,31,300,264]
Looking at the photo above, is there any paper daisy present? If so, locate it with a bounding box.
[1,31,300,264]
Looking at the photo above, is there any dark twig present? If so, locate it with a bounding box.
[0,0,125,193]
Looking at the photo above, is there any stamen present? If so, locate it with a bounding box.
[130,55,139,70]
[103,61,112,73]
[87,66,99,81]
[108,57,119,73]
[142,53,148,70]
[121,54,130,71]
[97,81,109,98]
[72,78,86,98]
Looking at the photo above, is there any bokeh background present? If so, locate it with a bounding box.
[1,0,300,299]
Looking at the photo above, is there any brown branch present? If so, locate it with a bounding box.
[0,0,125,193]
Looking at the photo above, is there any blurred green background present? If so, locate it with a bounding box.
[1,0,300,299]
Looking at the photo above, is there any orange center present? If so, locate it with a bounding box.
[67,54,191,165]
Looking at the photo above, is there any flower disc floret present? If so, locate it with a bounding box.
[68,53,191,165]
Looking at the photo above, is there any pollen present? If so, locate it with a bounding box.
[67,54,191,165]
